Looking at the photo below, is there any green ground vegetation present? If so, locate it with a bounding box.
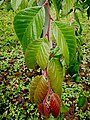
[0,3,90,120]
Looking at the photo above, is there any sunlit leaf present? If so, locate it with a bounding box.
[62,0,74,15]
[53,21,76,65]
[14,6,44,52]
[11,0,22,10]
[52,0,62,18]
[25,38,50,69]
[0,0,4,6]
[28,0,37,7]
[20,0,28,9]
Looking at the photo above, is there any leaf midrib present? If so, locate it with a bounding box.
[23,7,42,40]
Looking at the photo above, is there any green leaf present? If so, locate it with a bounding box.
[52,0,62,19]
[48,58,64,97]
[77,94,86,109]
[38,0,46,6]
[30,75,48,104]
[74,12,82,34]
[74,2,84,12]
[25,38,50,69]
[0,0,4,6]
[61,103,69,113]
[20,0,28,9]
[28,0,37,7]
[14,6,44,52]
[53,21,76,65]
[11,0,22,10]
[87,0,90,6]
[51,46,62,58]
[62,0,74,15]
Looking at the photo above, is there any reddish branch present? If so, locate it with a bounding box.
[44,0,48,6]
[42,68,53,105]
[42,0,53,102]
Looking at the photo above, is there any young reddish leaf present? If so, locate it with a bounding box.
[38,103,44,115]
[38,103,50,118]
[50,93,61,118]
[30,75,48,104]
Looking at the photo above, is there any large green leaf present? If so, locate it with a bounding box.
[14,6,44,52]
[53,21,76,65]
[48,58,64,97]
[30,75,48,104]
[25,38,50,69]
[11,0,22,10]
[62,0,74,15]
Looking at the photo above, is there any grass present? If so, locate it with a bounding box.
[0,3,90,120]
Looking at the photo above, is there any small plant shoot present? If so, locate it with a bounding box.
[13,0,90,119]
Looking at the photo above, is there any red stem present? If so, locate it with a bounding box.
[42,68,53,104]
[42,0,53,104]
[43,79,52,104]
[44,0,48,6]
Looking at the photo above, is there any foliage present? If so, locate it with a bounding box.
[25,38,50,69]
[13,0,90,119]
[14,6,44,52]
[53,21,76,65]
[48,58,64,96]
[30,75,48,104]
[50,93,61,118]
[38,92,61,118]
[0,0,90,119]
[0,7,39,120]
